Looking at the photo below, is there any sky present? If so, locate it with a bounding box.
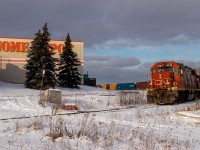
[0,0,200,84]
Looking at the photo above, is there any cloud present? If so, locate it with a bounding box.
[85,55,111,62]
[85,55,140,68]
[0,0,200,83]
[1,0,200,48]
[84,55,150,83]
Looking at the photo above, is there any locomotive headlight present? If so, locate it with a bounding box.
[167,62,172,67]
[157,63,164,67]
[172,87,177,90]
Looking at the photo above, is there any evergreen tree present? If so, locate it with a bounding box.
[24,30,43,89]
[57,33,82,88]
[24,23,56,89]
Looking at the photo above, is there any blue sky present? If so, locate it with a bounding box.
[0,0,200,84]
[88,44,200,62]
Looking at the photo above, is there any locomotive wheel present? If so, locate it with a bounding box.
[177,91,189,103]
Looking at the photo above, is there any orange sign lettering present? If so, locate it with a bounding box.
[0,41,74,53]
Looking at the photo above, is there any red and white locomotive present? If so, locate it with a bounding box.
[147,61,200,104]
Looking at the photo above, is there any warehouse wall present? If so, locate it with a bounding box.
[0,37,84,83]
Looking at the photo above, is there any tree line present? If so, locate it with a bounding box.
[24,23,82,90]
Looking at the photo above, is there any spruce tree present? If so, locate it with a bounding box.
[24,30,43,89]
[24,23,56,89]
[57,33,82,88]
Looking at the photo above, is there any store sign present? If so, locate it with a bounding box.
[0,41,29,52]
[0,41,74,53]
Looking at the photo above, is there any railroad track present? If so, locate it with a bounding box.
[1,99,199,121]
[0,103,156,121]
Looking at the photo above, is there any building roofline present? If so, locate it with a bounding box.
[0,36,84,43]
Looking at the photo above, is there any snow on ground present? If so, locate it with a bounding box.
[0,81,200,150]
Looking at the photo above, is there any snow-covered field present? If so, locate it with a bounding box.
[0,81,200,150]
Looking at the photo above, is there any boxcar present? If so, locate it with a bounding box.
[109,83,117,90]
[117,83,136,90]
[136,81,149,90]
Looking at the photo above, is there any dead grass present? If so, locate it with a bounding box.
[45,116,64,142]
[118,91,147,107]
[38,91,47,107]
[12,110,197,150]
[12,93,200,149]
[186,102,200,111]
[51,104,60,115]
[15,121,21,133]
[27,117,43,130]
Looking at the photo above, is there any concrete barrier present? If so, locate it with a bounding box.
[45,89,62,104]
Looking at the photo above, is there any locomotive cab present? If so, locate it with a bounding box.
[150,62,181,89]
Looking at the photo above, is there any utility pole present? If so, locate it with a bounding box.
[39,67,46,107]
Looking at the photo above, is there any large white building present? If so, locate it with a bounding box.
[0,37,84,83]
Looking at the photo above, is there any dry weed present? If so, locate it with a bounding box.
[15,121,21,133]
[44,116,65,142]
[27,117,43,130]
[118,91,147,107]
[51,104,60,115]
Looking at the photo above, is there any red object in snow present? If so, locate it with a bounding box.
[61,104,78,110]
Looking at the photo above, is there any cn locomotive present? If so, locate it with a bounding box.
[147,61,200,104]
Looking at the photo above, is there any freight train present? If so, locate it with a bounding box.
[147,61,200,104]
[100,82,148,90]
